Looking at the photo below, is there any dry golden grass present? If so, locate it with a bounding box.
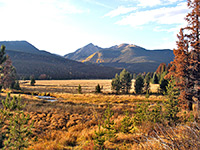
[1,80,196,150]
[20,79,159,94]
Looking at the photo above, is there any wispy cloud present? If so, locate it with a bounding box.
[116,2,188,27]
[104,6,137,18]
[119,0,185,7]
[137,0,161,7]
[84,0,113,9]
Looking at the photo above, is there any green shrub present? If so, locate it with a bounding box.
[95,84,101,93]
[102,104,117,141]
[120,111,135,133]
[77,84,82,94]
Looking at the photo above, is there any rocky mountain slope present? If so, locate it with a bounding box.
[65,43,102,61]
[65,43,174,73]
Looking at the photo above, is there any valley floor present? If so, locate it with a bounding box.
[0,80,199,150]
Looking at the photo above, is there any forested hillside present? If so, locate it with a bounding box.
[1,41,121,79]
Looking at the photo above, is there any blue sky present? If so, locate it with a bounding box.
[0,0,188,55]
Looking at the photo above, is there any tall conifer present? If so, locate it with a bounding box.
[166,0,200,110]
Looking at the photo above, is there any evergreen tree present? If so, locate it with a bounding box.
[120,111,134,133]
[111,69,132,94]
[134,74,144,94]
[111,74,121,94]
[163,78,180,125]
[144,72,151,93]
[95,84,101,93]
[102,104,116,141]
[1,94,33,149]
[4,111,33,150]
[77,84,82,94]
[119,69,132,94]
[152,72,159,84]
[30,76,35,86]
[166,0,200,110]
[0,45,18,90]
[160,78,169,94]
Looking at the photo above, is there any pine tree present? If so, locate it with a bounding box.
[1,94,33,149]
[30,76,36,86]
[134,74,144,94]
[95,84,101,93]
[102,104,116,141]
[152,72,159,84]
[144,72,151,93]
[163,78,180,125]
[119,69,132,94]
[166,0,200,110]
[4,111,33,150]
[77,84,82,94]
[0,45,18,90]
[120,111,134,133]
[111,73,121,94]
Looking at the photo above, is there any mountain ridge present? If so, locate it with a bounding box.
[1,41,121,79]
[65,43,174,73]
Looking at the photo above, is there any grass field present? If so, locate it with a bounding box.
[19,79,159,94]
[1,80,198,150]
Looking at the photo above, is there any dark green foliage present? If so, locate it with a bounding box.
[149,103,162,123]
[95,84,101,93]
[134,75,144,94]
[163,78,180,125]
[120,69,132,94]
[102,105,117,141]
[120,111,134,133]
[94,124,106,150]
[152,72,159,84]
[30,76,35,86]
[3,111,33,150]
[159,78,169,94]
[12,80,21,90]
[2,93,24,111]
[111,69,132,94]
[133,103,150,125]
[144,72,151,94]
[0,45,6,65]
[133,103,163,124]
[77,84,82,94]
[111,74,121,94]
[0,94,33,149]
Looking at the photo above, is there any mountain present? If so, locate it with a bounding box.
[64,43,102,61]
[0,41,40,54]
[66,43,174,73]
[1,41,121,79]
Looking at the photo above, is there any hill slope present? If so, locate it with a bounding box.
[67,43,174,73]
[64,43,102,61]
[1,41,121,79]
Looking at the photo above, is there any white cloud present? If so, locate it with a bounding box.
[120,0,185,7]
[116,2,188,27]
[104,6,137,18]
[138,0,161,7]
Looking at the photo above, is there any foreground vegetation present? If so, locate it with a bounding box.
[0,79,198,150]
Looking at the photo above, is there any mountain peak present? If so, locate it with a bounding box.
[0,40,40,53]
[65,43,102,61]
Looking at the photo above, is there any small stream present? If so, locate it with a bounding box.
[37,96,58,102]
